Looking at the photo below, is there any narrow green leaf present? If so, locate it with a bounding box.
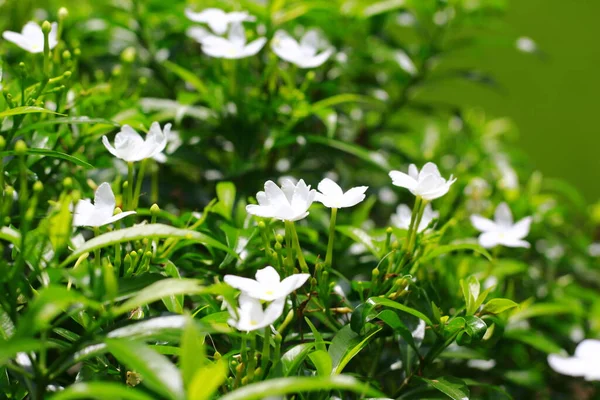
[187,359,228,400]
[482,298,519,315]
[0,339,50,366]
[0,226,20,246]
[60,223,234,267]
[181,316,207,388]
[367,297,433,326]
[111,279,205,317]
[16,117,119,134]
[421,376,470,400]
[105,339,184,400]
[375,310,419,352]
[328,325,382,375]
[511,303,579,321]
[220,375,385,400]
[336,226,380,257]
[49,382,156,400]
[163,60,208,94]
[305,317,327,352]
[0,106,64,118]
[503,329,563,354]
[309,350,333,376]
[107,316,188,341]
[0,148,93,168]
[277,343,315,377]
[421,243,493,263]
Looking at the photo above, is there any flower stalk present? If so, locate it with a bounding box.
[325,207,338,268]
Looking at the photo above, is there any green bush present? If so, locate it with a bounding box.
[0,0,598,399]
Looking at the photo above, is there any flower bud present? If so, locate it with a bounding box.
[121,47,136,64]
[440,316,449,324]
[138,76,147,86]
[274,241,282,250]
[275,234,284,243]
[14,140,27,156]
[0,136,6,151]
[71,190,80,203]
[214,350,222,360]
[73,48,81,57]
[42,21,52,34]
[150,203,160,215]
[386,227,393,234]
[372,267,380,277]
[113,207,123,215]
[62,50,71,60]
[63,71,72,79]
[258,221,266,230]
[63,177,73,189]
[33,181,43,193]
[58,7,69,20]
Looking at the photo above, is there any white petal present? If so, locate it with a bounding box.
[246,204,276,219]
[261,298,285,326]
[291,179,310,213]
[317,178,343,198]
[478,232,500,249]
[419,162,441,179]
[228,22,246,47]
[187,26,210,43]
[94,183,116,219]
[300,29,320,52]
[72,199,95,227]
[297,49,333,68]
[510,216,532,239]
[494,202,513,226]
[278,273,310,297]
[102,135,120,158]
[501,237,530,248]
[389,170,417,190]
[102,211,137,226]
[280,179,296,203]
[255,266,281,286]
[391,204,411,229]
[575,339,600,360]
[264,180,289,207]
[256,191,269,206]
[341,186,368,208]
[48,22,58,50]
[224,275,263,297]
[408,164,419,180]
[548,354,589,377]
[470,215,497,233]
[241,37,267,57]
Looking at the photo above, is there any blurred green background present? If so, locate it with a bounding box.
[425,0,600,202]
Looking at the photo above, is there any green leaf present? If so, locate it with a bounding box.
[111,279,205,317]
[309,350,333,376]
[421,376,470,400]
[367,297,433,326]
[60,223,234,267]
[163,60,207,95]
[0,338,50,366]
[105,339,184,400]
[274,343,315,377]
[188,359,228,400]
[213,181,236,220]
[162,261,184,314]
[181,316,206,388]
[107,316,189,341]
[457,316,487,346]
[0,106,64,118]
[328,325,382,374]
[48,382,156,400]
[336,226,380,257]
[16,117,119,134]
[0,148,93,168]
[482,298,519,315]
[16,286,100,337]
[220,375,385,400]
[503,329,563,354]
[0,226,20,246]
[375,310,419,352]
[305,317,327,352]
[420,243,493,264]
[511,303,580,321]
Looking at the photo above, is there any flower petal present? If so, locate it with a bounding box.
[255,266,281,286]
[241,37,267,57]
[470,215,497,233]
[224,275,263,297]
[478,232,500,248]
[317,178,343,198]
[72,199,95,227]
[103,211,137,226]
[419,162,441,179]
[575,339,600,360]
[341,186,368,208]
[548,354,589,377]
[389,170,417,190]
[510,216,532,239]
[94,182,116,219]
[278,273,310,298]
[245,204,276,219]
[494,202,513,226]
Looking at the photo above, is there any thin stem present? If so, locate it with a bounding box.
[289,221,308,272]
[247,332,257,382]
[127,162,134,210]
[91,227,101,295]
[132,158,148,209]
[324,207,338,268]
[284,221,294,275]
[260,327,271,377]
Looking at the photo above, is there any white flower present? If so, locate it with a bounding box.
[227,294,285,332]
[2,21,58,53]
[195,22,266,59]
[184,8,255,35]
[271,30,333,68]
[548,339,600,381]
[470,202,532,248]
[224,266,309,301]
[153,130,182,163]
[72,183,136,227]
[389,162,456,201]
[246,179,316,222]
[314,178,367,209]
[102,122,170,162]
[391,203,439,232]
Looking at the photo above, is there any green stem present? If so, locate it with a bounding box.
[132,159,148,209]
[284,221,294,275]
[151,163,159,204]
[289,221,308,272]
[324,208,338,268]
[247,332,257,382]
[260,326,271,376]
[127,162,134,210]
[92,227,101,294]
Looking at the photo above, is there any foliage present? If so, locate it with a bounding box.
[0,0,598,399]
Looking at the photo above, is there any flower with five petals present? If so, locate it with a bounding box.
[548,339,600,381]
[195,22,266,59]
[224,266,309,301]
[470,202,532,248]
[271,29,334,68]
[314,178,367,209]
[72,183,136,227]
[246,179,316,222]
[389,162,456,201]
[2,21,57,53]
[227,294,285,332]
[102,122,171,162]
